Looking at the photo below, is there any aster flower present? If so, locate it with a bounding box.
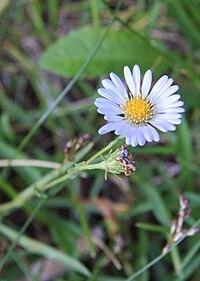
[95,65,184,147]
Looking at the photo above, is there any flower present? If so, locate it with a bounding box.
[95,65,184,147]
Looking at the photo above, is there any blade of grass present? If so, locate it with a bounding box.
[136,222,168,234]
[136,230,149,281]
[47,0,58,29]
[176,117,194,189]
[0,176,17,198]
[0,221,91,277]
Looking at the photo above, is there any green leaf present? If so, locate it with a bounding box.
[39,26,171,78]
[0,222,90,277]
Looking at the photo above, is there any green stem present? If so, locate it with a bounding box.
[44,162,106,191]
[86,136,123,164]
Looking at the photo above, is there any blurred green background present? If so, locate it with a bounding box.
[0,0,200,280]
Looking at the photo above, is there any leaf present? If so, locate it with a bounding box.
[39,26,171,78]
[0,222,90,277]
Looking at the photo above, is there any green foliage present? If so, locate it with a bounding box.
[40,26,171,78]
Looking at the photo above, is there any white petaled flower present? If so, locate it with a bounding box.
[95,65,185,147]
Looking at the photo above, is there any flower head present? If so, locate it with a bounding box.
[95,65,184,147]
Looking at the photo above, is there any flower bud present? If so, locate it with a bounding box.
[101,145,136,177]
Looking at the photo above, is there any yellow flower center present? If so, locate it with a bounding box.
[123,97,155,125]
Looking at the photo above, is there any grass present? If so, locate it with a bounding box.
[0,0,200,280]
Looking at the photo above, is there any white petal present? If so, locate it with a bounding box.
[159,78,174,94]
[147,125,160,142]
[137,128,146,146]
[160,85,179,98]
[167,119,182,125]
[154,85,179,104]
[104,114,123,121]
[98,123,117,134]
[150,78,174,102]
[110,72,128,98]
[102,79,127,100]
[132,64,141,96]
[141,126,152,142]
[102,79,116,91]
[124,66,136,96]
[142,70,152,98]
[131,128,139,147]
[95,97,118,108]
[126,126,135,139]
[125,137,131,145]
[98,88,124,104]
[155,113,182,119]
[153,114,182,125]
[125,127,138,147]
[156,101,184,111]
[97,107,122,115]
[149,75,168,99]
[157,106,185,114]
[156,94,181,108]
[114,122,132,136]
[150,120,176,132]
